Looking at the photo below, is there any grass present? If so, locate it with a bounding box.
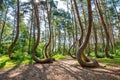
[73,55,120,66]
[0,54,33,69]
[0,53,120,69]
[53,54,69,60]
[0,54,69,69]
[97,56,120,65]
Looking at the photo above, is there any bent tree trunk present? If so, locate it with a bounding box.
[73,0,84,46]
[68,41,76,59]
[0,8,8,45]
[95,0,113,59]
[31,0,54,63]
[44,1,54,58]
[44,1,52,58]
[76,0,99,67]
[8,0,20,59]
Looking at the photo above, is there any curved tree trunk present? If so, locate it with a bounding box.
[31,0,54,63]
[76,0,99,67]
[42,8,47,58]
[8,0,20,59]
[68,41,76,59]
[0,7,8,45]
[0,7,8,53]
[95,0,113,59]
[73,0,84,46]
[44,1,52,58]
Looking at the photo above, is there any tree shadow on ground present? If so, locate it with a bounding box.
[0,59,120,80]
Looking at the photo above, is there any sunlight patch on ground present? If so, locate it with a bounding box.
[9,72,21,78]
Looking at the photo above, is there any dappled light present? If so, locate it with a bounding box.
[0,0,120,80]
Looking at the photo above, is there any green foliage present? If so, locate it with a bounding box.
[97,56,120,65]
[53,54,69,60]
[116,49,120,56]
[0,53,33,69]
[87,52,104,58]
[0,3,5,11]
[35,42,45,58]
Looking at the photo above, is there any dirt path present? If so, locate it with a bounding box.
[0,58,120,80]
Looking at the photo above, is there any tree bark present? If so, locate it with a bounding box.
[95,0,113,59]
[8,0,20,59]
[76,0,99,67]
[31,0,54,63]
[93,23,103,58]
[73,0,84,46]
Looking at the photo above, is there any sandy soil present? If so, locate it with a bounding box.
[0,58,120,80]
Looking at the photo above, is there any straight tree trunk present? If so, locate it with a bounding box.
[28,11,33,54]
[93,23,103,58]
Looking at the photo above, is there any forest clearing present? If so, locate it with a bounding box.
[0,58,120,80]
[0,0,120,80]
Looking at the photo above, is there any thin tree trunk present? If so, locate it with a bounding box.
[0,8,8,45]
[63,28,66,55]
[93,23,103,58]
[95,0,113,58]
[111,0,120,22]
[73,0,84,46]
[58,28,61,52]
[8,0,20,59]
[28,11,33,54]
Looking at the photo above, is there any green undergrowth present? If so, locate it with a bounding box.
[0,53,34,69]
[0,53,69,69]
[97,56,120,65]
[53,54,69,60]
[0,52,120,69]
[73,55,120,66]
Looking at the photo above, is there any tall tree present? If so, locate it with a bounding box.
[73,0,84,46]
[76,0,99,67]
[95,0,113,58]
[31,0,54,63]
[8,0,20,59]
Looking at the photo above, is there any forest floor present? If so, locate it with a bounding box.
[0,58,120,80]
